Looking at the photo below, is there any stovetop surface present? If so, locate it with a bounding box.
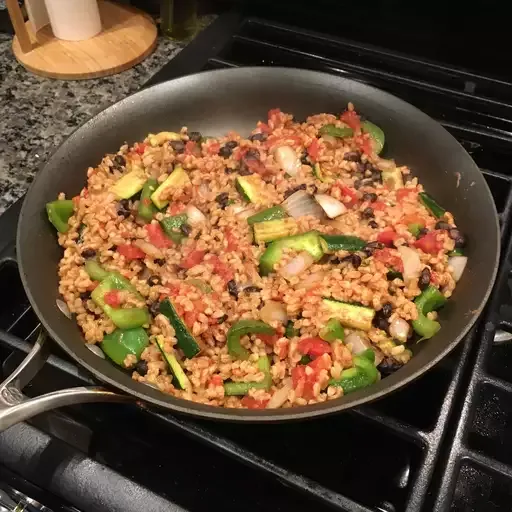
[3,6,512,512]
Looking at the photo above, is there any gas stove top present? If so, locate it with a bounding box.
[2,8,512,512]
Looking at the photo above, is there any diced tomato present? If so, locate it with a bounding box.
[168,202,186,215]
[268,108,282,121]
[374,248,404,272]
[341,110,361,132]
[396,188,417,202]
[104,290,121,308]
[337,185,359,208]
[307,138,320,162]
[146,223,173,249]
[209,375,223,387]
[225,229,238,252]
[135,143,146,155]
[298,337,332,358]
[258,333,280,347]
[142,198,152,207]
[182,249,206,269]
[264,135,303,151]
[401,213,425,227]
[207,141,220,155]
[117,244,146,260]
[185,140,201,156]
[302,380,316,401]
[377,229,398,247]
[87,281,99,292]
[205,255,234,282]
[292,365,307,387]
[372,201,386,211]
[415,231,443,255]
[431,271,439,284]
[308,353,331,373]
[358,134,373,156]
[241,397,269,409]
[183,310,198,328]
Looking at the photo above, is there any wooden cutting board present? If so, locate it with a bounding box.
[10,0,157,80]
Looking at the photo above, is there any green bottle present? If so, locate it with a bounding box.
[160,0,197,40]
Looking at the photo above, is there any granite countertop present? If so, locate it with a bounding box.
[0,33,182,215]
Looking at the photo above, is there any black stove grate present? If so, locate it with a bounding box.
[3,12,512,512]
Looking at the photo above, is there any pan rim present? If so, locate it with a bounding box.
[17,66,501,421]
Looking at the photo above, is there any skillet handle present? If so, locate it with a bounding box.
[0,330,132,432]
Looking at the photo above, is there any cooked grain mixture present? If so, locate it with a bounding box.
[47,105,467,410]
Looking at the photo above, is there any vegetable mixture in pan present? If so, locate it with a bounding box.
[48,105,467,409]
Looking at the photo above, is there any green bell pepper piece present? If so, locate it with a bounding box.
[46,200,74,233]
[160,214,188,244]
[247,206,288,226]
[408,223,423,237]
[224,355,272,395]
[101,327,149,366]
[419,192,446,218]
[91,274,149,329]
[138,178,159,222]
[319,124,354,138]
[319,318,345,342]
[226,320,275,359]
[361,120,385,155]
[328,349,378,394]
[299,354,312,365]
[285,320,299,338]
[448,248,464,257]
[320,234,366,253]
[84,260,110,282]
[412,285,447,339]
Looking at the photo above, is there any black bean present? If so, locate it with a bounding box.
[300,152,310,165]
[373,312,389,332]
[81,248,96,259]
[330,257,341,265]
[179,223,191,236]
[149,302,161,317]
[117,201,131,218]
[238,165,254,176]
[343,151,362,162]
[249,132,268,142]
[224,166,236,174]
[154,258,165,266]
[355,162,366,174]
[362,207,374,219]
[369,220,379,229]
[448,228,466,248]
[435,221,452,230]
[225,141,238,150]
[215,192,230,209]
[170,140,185,153]
[381,302,393,317]
[244,286,262,293]
[283,183,307,199]
[343,254,362,269]
[113,154,126,168]
[377,357,403,376]
[147,275,161,286]
[371,170,382,183]
[353,179,363,189]
[363,192,378,203]
[134,360,148,376]
[217,314,228,324]
[227,280,239,299]
[80,291,91,300]
[109,245,118,252]
[363,241,385,256]
[188,131,202,142]
[418,227,429,237]
[219,145,234,158]
[244,149,260,161]
[418,267,431,290]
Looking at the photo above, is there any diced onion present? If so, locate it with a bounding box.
[185,205,206,226]
[267,379,292,409]
[274,145,301,176]
[198,183,215,201]
[389,318,410,344]
[282,190,325,219]
[233,206,258,220]
[260,300,288,325]
[397,246,421,282]
[314,194,347,219]
[56,299,72,319]
[278,251,315,280]
[448,255,468,282]
[133,239,164,259]
[345,332,383,365]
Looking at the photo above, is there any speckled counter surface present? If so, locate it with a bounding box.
[0,33,182,214]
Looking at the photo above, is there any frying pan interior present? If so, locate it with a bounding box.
[17,68,499,421]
